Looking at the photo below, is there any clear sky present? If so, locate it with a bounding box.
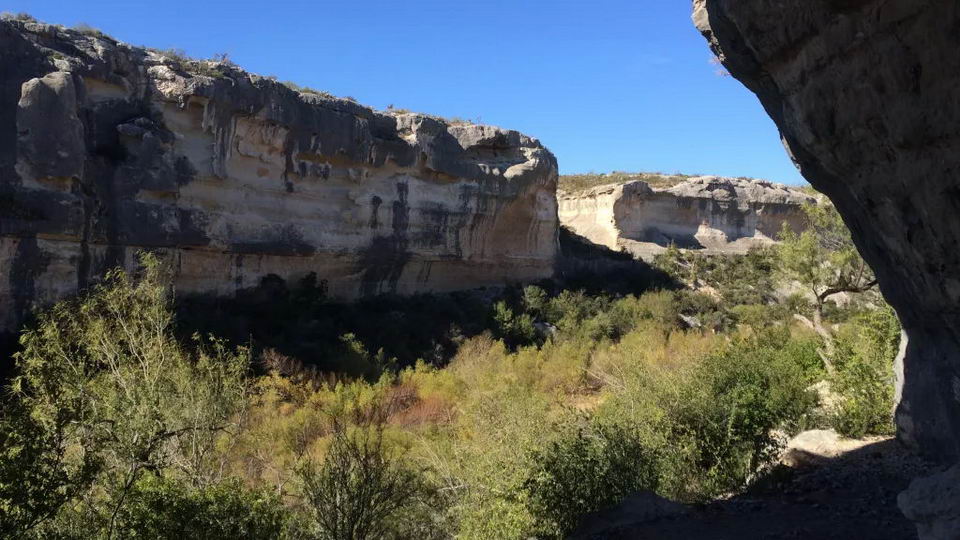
[8,0,805,184]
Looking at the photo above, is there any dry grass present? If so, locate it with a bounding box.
[559,171,696,193]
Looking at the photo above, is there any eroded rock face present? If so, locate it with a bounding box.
[694,1,960,463]
[559,176,813,260]
[0,19,558,333]
[898,464,960,540]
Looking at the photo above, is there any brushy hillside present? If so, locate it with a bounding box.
[0,208,897,539]
[559,171,696,193]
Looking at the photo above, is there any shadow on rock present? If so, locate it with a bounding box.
[575,437,937,540]
[555,226,680,296]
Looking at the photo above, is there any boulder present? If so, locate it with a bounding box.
[780,429,880,468]
[898,464,960,540]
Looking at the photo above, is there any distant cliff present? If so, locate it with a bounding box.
[0,18,558,333]
[559,175,814,260]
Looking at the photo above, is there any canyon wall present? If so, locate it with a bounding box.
[693,1,960,466]
[559,176,814,261]
[0,19,558,334]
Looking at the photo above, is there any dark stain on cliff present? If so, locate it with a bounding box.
[455,177,512,259]
[452,184,477,258]
[416,203,451,248]
[231,224,315,257]
[392,181,410,236]
[359,181,411,296]
[9,237,51,323]
[0,189,46,223]
[174,156,196,186]
[234,254,244,289]
[369,195,382,229]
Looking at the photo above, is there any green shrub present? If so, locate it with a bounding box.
[72,23,105,38]
[635,290,679,328]
[112,475,289,539]
[0,401,99,538]
[729,303,793,331]
[521,285,549,320]
[654,248,778,309]
[156,47,192,64]
[595,328,818,501]
[10,254,250,534]
[336,333,396,380]
[297,425,441,540]
[676,335,817,495]
[523,421,659,538]
[435,380,553,540]
[492,301,538,348]
[281,80,336,99]
[830,306,899,437]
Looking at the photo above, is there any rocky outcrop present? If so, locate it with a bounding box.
[780,429,884,468]
[899,464,960,540]
[0,19,558,334]
[694,1,960,465]
[559,176,814,260]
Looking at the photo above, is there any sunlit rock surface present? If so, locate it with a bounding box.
[0,19,558,333]
[559,176,813,261]
[693,1,960,464]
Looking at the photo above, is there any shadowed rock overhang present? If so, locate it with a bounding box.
[693,0,960,465]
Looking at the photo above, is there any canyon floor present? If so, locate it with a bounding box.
[582,436,936,539]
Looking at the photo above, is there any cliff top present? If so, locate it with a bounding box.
[665,176,817,205]
[559,174,817,206]
[559,172,695,193]
[1,13,547,154]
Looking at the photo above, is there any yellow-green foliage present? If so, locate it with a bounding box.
[210,287,831,538]
[830,305,900,437]
[1,253,899,538]
[776,203,877,304]
[8,254,251,538]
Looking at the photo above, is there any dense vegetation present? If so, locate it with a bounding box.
[0,207,897,539]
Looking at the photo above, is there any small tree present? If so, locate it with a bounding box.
[111,475,289,539]
[777,203,877,372]
[522,422,659,538]
[0,401,100,537]
[830,305,900,437]
[10,253,250,536]
[297,423,439,540]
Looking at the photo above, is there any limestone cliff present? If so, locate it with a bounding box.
[0,19,558,333]
[559,176,814,261]
[693,1,960,465]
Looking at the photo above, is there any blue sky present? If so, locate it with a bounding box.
[8,0,804,184]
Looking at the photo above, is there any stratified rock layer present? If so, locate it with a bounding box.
[559,176,814,261]
[0,19,558,333]
[694,1,960,463]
